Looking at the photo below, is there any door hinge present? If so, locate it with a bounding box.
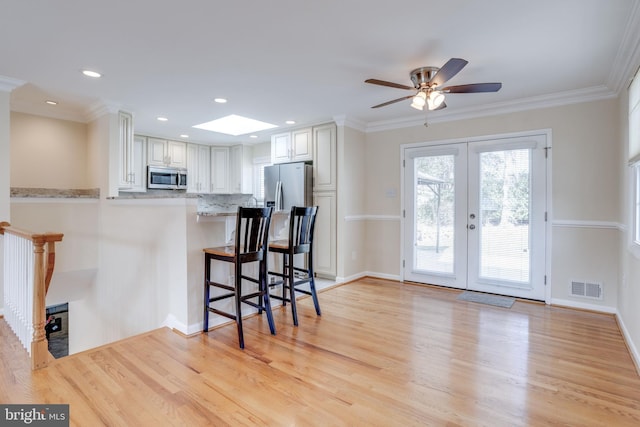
[544,212,547,222]
[403,209,406,218]
[544,275,547,285]
[403,259,405,268]
[403,159,405,167]
[544,146,551,158]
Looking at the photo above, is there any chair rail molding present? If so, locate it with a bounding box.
[344,214,401,222]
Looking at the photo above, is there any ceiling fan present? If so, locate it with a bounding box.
[365,58,502,111]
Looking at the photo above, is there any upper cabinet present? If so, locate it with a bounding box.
[312,123,337,192]
[210,146,229,193]
[147,137,187,168]
[229,145,253,194]
[117,111,134,189]
[184,144,253,194]
[118,112,146,192]
[271,128,313,164]
[186,143,211,194]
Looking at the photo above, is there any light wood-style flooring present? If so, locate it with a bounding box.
[2,277,640,426]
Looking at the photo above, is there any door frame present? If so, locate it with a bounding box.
[400,129,553,304]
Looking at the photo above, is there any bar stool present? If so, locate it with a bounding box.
[269,206,320,326]
[203,206,275,349]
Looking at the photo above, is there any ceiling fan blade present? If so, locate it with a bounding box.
[440,83,502,93]
[371,95,414,108]
[365,78,414,91]
[429,58,468,87]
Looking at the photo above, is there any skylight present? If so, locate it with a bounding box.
[193,114,277,136]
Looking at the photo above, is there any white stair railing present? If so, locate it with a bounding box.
[1,221,63,370]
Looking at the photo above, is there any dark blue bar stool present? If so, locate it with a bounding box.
[203,206,275,349]
[268,206,320,326]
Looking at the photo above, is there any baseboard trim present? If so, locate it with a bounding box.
[550,298,616,314]
[615,311,640,376]
[364,271,402,282]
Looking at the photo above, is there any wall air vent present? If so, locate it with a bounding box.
[570,280,603,300]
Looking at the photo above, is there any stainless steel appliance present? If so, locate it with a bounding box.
[147,166,187,190]
[264,162,312,210]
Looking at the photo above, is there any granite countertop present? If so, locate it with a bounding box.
[11,188,100,198]
[112,189,196,199]
[196,211,237,216]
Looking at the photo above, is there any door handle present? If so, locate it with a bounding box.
[469,224,476,230]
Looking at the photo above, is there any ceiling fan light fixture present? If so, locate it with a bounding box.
[427,90,445,110]
[410,91,426,110]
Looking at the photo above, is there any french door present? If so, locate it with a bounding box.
[403,134,547,300]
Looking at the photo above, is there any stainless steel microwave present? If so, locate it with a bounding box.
[147,166,187,190]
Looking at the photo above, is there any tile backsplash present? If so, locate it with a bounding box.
[197,194,256,214]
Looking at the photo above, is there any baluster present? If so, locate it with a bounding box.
[1,223,63,369]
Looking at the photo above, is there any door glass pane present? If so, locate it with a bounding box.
[414,155,455,274]
[478,149,530,283]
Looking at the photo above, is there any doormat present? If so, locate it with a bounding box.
[456,291,515,308]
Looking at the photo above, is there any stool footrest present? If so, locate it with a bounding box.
[270,294,291,302]
[207,306,237,321]
[208,292,236,303]
[239,274,259,285]
[207,281,234,292]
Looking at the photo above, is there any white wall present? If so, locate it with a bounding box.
[364,99,622,310]
[10,112,89,189]
[10,200,99,354]
[338,126,367,279]
[252,141,271,159]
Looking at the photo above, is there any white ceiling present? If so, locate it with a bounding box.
[2,0,639,145]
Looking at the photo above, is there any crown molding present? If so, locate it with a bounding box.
[84,100,122,122]
[607,0,640,93]
[333,114,366,132]
[365,85,617,133]
[0,75,26,92]
[10,100,87,123]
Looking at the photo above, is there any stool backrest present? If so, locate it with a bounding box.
[288,206,318,255]
[236,207,273,261]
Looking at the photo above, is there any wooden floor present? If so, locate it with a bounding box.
[2,277,640,426]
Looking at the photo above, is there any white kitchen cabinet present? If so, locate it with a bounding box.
[312,123,337,192]
[210,146,229,193]
[129,135,147,192]
[271,132,291,163]
[313,191,337,279]
[147,138,166,166]
[118,112,147,192]
[229,145,253,194]
[168,140,187,168]
[271,128,313,164]
[147,137,187,168]
[186,143,211,193]
[117,111,133,189]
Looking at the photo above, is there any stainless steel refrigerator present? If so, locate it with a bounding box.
[264,162,313,210]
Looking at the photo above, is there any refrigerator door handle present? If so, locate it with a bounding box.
[275,181,283,211]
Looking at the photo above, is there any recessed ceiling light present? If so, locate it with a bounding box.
[285,120,296,125]
[214,98,227,104]
[157,117,168,122]
[82,69,101,78]
[193,114,278,136]
[45,100,57,105]
[180,134,189,138]
[249,135,258,139]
